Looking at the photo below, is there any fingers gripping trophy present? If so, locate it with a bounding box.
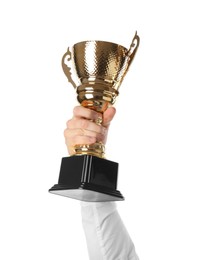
[49,32,140,202]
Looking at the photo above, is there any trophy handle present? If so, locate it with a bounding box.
[127,31,140,66]
[114,31,140,90]
[62,47,77,89]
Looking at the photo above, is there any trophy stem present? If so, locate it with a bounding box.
[75,96,107,158]
[72,83,119,158]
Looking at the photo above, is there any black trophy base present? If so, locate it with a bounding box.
[49,155,124,202]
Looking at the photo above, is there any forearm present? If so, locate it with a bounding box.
[81,201,139,260]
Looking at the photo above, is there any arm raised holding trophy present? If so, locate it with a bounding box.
[64,105,140,259]
[49,32,140,259]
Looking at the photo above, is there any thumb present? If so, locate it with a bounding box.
[102,107,116,127]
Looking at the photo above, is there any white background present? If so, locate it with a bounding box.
[0,0,196,259]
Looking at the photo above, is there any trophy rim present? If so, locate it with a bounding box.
[73,40,128,51]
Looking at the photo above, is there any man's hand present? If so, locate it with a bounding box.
[64,106,116,155]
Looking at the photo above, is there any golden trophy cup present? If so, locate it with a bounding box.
[49,32,140,201]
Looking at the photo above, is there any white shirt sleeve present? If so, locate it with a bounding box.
[81,201,139,260]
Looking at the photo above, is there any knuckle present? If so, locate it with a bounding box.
[80,119,88,129]
[66,119,72,128]
[73,106,80,115]
[63,128,69,138]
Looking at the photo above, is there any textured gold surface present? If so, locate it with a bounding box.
[72,41,128,89]
[62,32,140,158]
[74,143,105,158]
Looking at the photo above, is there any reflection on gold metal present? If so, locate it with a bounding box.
[62,32,140,158]
[74,143,105,158]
